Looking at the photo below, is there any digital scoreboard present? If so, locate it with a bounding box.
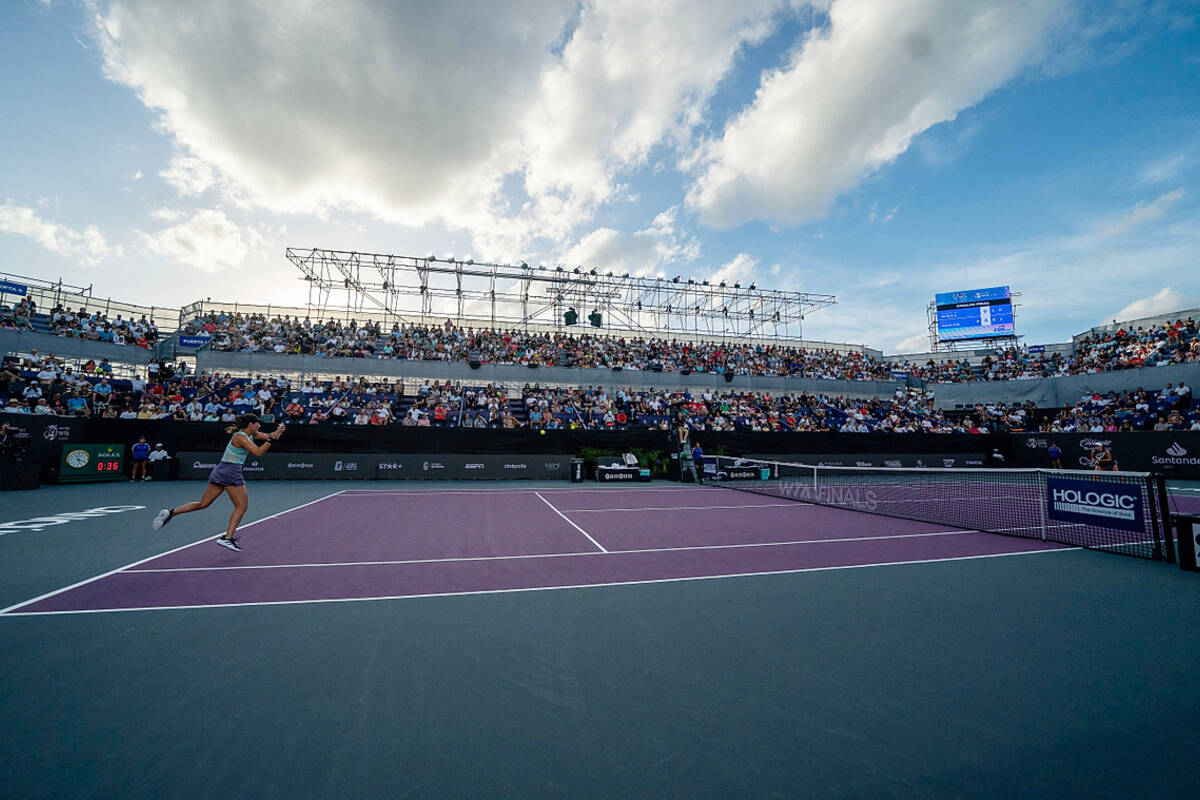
[934,286,1015,342]
[58,443,125,483]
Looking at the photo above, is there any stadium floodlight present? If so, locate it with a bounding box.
[719,281,726,287]
[734,282,740,289]
[623,272,629,278]
[673,276,680,283]
[520,262,528,268]
[574,267,582,274]
[590,269,597,276]
[750,283,756,290]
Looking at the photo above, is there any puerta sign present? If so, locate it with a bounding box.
[1045,476,1145,533]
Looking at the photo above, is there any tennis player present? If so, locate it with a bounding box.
[1093,442,1117,472]
[152,413,285,551]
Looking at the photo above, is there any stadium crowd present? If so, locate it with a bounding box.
[3,350,1042,434]
[171,311,1200,383]
[10,297,1198,384]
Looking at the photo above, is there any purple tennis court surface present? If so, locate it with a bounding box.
[5,486,1072,615]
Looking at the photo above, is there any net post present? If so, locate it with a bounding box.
[1037,469,1048,542]
[1151,472,1173,564]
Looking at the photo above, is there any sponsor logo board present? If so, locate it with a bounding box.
[1045,476,1144,533]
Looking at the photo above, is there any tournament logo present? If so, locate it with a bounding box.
[42,425,71,442]
[1025,438,1048,449]
[943,458,955,468]
[333,460,358,472]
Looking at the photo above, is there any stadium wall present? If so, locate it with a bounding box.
[0,330,156,365]
[931,363,1200,408]
[196,350,907,397]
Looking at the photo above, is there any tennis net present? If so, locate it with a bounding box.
[712,456,1171,561]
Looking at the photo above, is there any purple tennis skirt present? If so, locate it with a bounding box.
[208,461,245,487]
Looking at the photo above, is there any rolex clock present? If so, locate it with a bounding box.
[58,444,125,483]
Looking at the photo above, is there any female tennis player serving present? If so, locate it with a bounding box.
[152,413,285,551]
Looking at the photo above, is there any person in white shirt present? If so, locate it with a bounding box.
[147,443,170,463]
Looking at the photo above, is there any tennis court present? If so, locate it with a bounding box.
[2,477,1197,798]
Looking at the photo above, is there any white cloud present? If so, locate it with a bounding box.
[1099,188,1185,237]
[159,155,216,197]
[561,207,701,275]
[686,0,1068,228]
[893,332,930,353]
[707,253,760,287]
[137,209,269,273]
[0,201,120,265]
[1109,287,1198,324]
[92,0,786,259]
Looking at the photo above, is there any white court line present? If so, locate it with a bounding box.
[2,548,1078,616]
[337,486,718,496]
[534,491,607,553]
[123,528,983,573]
[0,489,348,616]
[566,503,809,512]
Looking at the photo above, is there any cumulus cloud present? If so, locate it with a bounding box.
[706,253,760,286]
[686,0,1069,228]
[561,207,701,275]
[893,332,931,353]
[1109,287,1198,324]
[159,155,217,197]
[138,208,269,273]
[0,201,120,265]
[92,0,787,259]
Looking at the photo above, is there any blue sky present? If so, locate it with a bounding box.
[1,0,1198,353]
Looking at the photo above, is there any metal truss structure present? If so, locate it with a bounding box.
[286,248,836,341]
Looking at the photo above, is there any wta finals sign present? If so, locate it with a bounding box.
[1045,476,1144,533]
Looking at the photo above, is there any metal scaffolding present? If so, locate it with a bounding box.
[285,248,836,341]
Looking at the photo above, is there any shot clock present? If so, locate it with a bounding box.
[59,444,125,483]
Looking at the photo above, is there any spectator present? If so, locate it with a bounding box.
[131,435,151,481]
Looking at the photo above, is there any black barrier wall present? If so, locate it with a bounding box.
[85,418,1009,459]
[1011,432,1200,478]
[0,412,91,477]
[177,452,573,481]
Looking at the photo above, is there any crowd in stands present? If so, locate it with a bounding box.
[2,349,1038,435]
[1039,383,1198,433]
[11,296,1198,383]
[1,298,160,349]
[172,311,1200,383]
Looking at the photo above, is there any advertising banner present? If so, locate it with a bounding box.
[1013,432,1200,478]
[1045,475,1145,533]
[178,335,212,348]
[0,279,28,296]
[176,452,572,481]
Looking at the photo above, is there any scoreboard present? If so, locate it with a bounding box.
[59,444,125,483]
[934,286,1015,342]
